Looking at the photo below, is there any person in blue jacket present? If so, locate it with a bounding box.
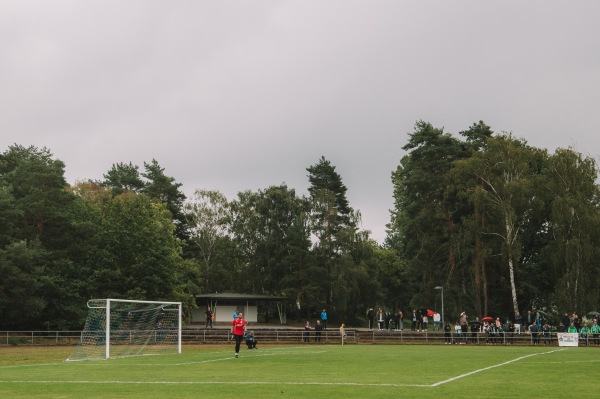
[321,309,328,330]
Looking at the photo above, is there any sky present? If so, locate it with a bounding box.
[2,0,599,244]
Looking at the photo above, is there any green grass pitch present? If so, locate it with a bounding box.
[0,344,598,398]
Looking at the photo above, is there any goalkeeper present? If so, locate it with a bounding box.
[231,312,247,358]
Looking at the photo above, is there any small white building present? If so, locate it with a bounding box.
[193,292,287,324]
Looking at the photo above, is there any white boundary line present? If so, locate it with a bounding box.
[431,348,565,387]
[0,348,565,388]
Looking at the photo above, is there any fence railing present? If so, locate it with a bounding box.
[1,329,598,346]
[1,331,82,345]
[182,328,353,344]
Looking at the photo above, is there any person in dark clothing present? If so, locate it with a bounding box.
[561,313,571,330]
[367,308,375,330]
[470,318,481,343]
[524,310,534,331]
[303,321,312,342]
[507,322,515,344]
[514,311,523,334]
[411,310,418,331]
[542,323,552,345]
[246,330,257,349]
[573,313,581,331]
[529,324,540,345]
[314,319,323,342]
[395,309,403,331]
[444,322,452,344]
[205,306,213,328]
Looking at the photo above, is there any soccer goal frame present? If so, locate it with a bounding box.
[67,298,182,361]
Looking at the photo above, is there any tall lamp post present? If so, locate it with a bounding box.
[434,286,444,326]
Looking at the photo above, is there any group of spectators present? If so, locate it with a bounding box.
[365,306,600,346]
[442,310,600,346]
[366,308,444,332]
[367,307,406,331]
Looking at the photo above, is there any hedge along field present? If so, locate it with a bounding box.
[0,344,598,398]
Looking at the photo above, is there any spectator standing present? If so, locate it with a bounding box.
[314,319,323,342]
[231,312,247,358]
[433,312,441,331]
[303,321,312,342]
[460,312,469,342]
[205,306,213,328]
[377,308,385,331]
[590,319,600,346]
[573,313,581,331]
[525,310,534,331]
[411,310,418,331]
[507,321,515,344]
[580,323,591,346]
[321,309,328,330]
[514,311,522,334]
[417,310,424,332]
[422,315,429,332]
[561,313,571,330]
[535,312,542,330]
[529,323,540,345]
[444,322,451,344]
[495,317,504,344]
[387,310,394,331]
[471,317,481,343]
[542,323,551,345]
[454,322,462,344]
[396,309,404,331]
[367,308,375,330]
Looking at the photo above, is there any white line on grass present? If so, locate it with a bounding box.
[0,380,431,387]
[143,350,328,366]
[430,348,565,387]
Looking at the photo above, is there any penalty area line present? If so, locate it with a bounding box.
[430,348,565,387]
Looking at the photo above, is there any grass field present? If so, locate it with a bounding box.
[1,344,598,398]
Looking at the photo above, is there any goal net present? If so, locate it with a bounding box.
[66,298,182,361]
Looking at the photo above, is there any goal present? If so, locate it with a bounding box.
[66,298,182,361]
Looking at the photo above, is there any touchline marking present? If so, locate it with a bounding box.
[0,380,430,388]
[430,348,565,387]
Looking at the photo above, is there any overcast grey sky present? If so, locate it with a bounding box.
[2,1,599,244]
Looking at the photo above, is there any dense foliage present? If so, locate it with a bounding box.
[387,121,600,323]
[1,123,598,329]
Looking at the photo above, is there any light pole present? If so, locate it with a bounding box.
[434,286,444,326]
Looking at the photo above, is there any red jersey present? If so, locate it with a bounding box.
[231,318,247,336]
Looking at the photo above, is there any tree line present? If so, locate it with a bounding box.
[1,121,598,330]
[387,121,600,324]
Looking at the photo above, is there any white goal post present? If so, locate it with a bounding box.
[67,298,182,362]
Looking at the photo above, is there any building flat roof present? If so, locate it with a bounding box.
[195,292,287,301]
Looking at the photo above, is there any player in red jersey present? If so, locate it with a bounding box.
[231,312,247,358]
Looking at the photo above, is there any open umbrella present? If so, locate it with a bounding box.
[587,311,600,316]
[427,309,435,317]
[481,316,494,323]
[535,310,548,316]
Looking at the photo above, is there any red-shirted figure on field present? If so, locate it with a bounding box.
[231,312,247,358]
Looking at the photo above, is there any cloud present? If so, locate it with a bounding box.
[2,0,599,243]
